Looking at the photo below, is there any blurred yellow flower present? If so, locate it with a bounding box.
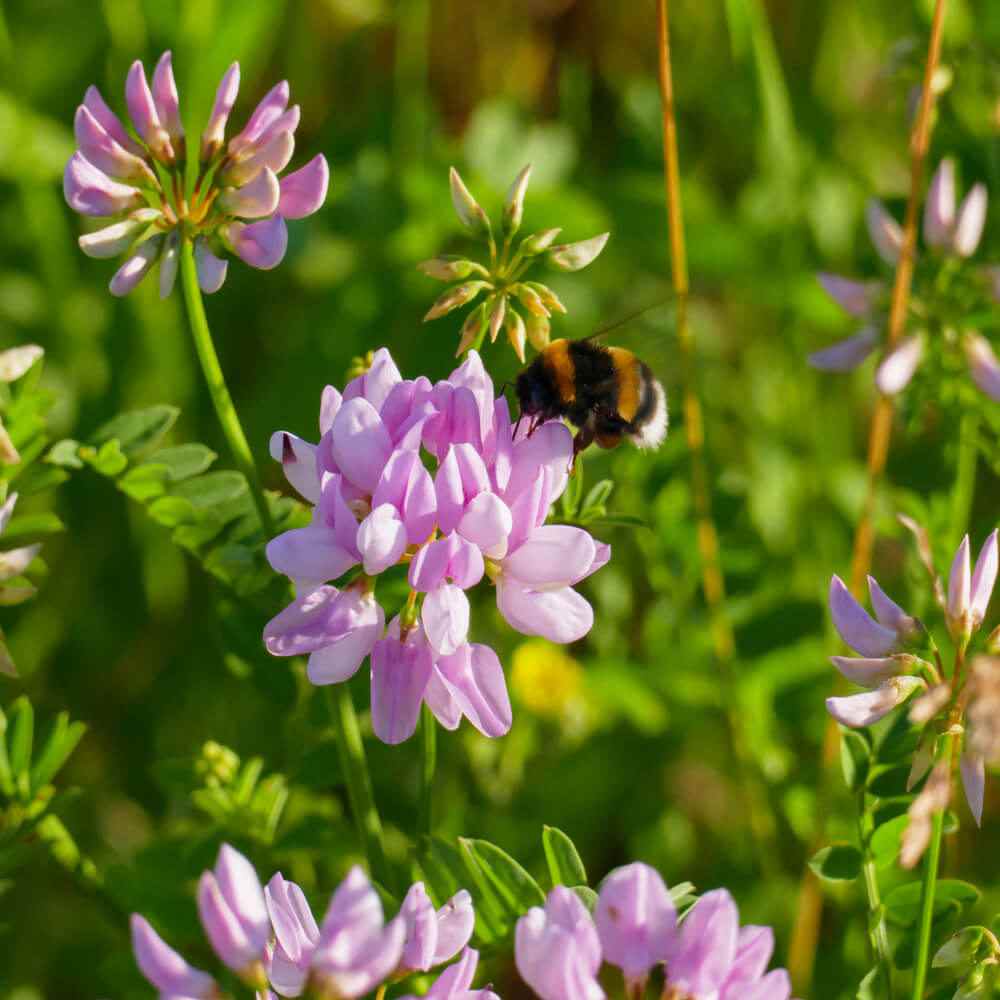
[511,639,583,718]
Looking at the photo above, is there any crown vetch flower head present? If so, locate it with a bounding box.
[263,347,607,744]
[65,52,329,297]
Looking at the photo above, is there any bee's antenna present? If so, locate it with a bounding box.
[582,293,676,342]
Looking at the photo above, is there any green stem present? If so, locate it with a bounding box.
[858,790,895,994]
[911,803,946,999]
[178,237,274,536]
[417,704,437,836]
[949,410,979,544]
[326,685,391,890]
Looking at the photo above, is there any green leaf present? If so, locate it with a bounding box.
[145,444,217,482]
[869,815,908,869]
[808,843,862,882]
[418,836,503,943]
[582,478,614,512]
[542,826,587,887]
[867,764,911,798]
[572,885,598,910]
[8,696,34,780]
[464,838,546,917]
[46,439,83,469]
[884,880,981,927]
[0,706,13,796]
[91,405,179,457]
[856,966,885,1000]
[933,926,986,968]
[585,513,650,530]
[86,439,128,478]
[2,512,65,544]
[669,881,697,910]
[146,496,197,528]
[840,729,870,792]
[172,471,248,509]
[29,713,85,792]
[119,463,168,502]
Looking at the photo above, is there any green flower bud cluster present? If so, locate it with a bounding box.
[419,165,609,361]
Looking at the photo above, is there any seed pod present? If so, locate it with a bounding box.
[548,232,609,271]
[424,281,490,322]
[503,164,532,237]
[449,167,491,238]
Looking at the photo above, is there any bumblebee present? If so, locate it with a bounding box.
[515,337,668,457]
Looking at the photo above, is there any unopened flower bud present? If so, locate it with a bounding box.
[503,164,532,237]
[449,167,491,237]
[524,282,566,315]
[505,308,526,362]
[487,295,506,343]
[519,228,562,256]
[424,281,490,322]
[455,302,488,356]
[525,313,551,352]
[947,535,972,642]
[417,257,484,282]
[511,283,549,318]
[548,232,609,272]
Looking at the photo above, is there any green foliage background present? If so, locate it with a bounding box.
[1,0,999,997]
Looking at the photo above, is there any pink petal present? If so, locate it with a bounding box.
[497,581,593,643]
[357,503,407,575]
[265,525,358,586]
[434,643,512,737]
[125,59,173,160]
[219,167,281,218]
[458,491,512,558]
[109,236,163,297]
[954,183,987,257]
[370,624,433,744]
[202,62,241,159]
[670,889,739,995]
[808,326,879,372]
[229,80,290,154]
[130,914,216,997]
[307,596,384,685]
[194,237,228,293]
[504,525,596,588]
[151,51,184,143]
[867,576,918,637]
[400,882,438,972]
[342,347,402,413]
[423,583,470,656]
[433,893,475,967]
[197,872,256,972]
[817,273,881,317]
[226,130,295,186]
[829,575,898,656]
[923,159,955,249]
[826,677,923,727]
[875,335,924,395]
[971,529,998,626]
[965,333,1000,401]
[829,655,901,688]
[329,397,393,493]
[63,151,144,217]
[960,753,986,826]
[947,535,971,632]
[74,106,154,184]
[84,84,143,156]
[279,154,330,219]
[158,230,179,299]
[227,214,288,270]
[866,198,903,265]
[269,430,320,503]
[505,421,573,506]
[78,214,155,259]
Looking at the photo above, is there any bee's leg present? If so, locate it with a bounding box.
[512,412,524,439]
[571,420,596,471]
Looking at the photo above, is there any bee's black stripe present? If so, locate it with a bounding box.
[631,362,659,429]
[568,340,617,411]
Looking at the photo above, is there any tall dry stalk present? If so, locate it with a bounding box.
[786,0,949,989]
[656,0,776,860]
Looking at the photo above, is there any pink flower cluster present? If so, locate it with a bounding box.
[809,158,1000,401]
[264,348,609,744]
[515,863,792,1000]
[131,843,493,999]
[64,52,328,297]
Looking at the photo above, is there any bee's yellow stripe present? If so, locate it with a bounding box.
[544,339,576,404]
[608,347,640,422]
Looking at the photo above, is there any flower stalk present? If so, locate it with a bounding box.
[656,0,775,866]
[178,237,274,536]
[418,703,437,837]
[326,684,392,892]
[789,0,950,987]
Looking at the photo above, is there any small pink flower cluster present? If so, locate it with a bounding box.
[516,863,792,1000]
[131,843,493,999]
[264,348,609,743]
[64,52,328,297]
[809,159,1000,401]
